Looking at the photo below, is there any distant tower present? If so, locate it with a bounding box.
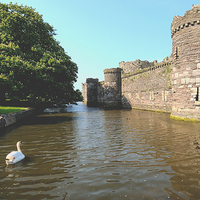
[103,68,122,108]
[171,5,200,120]
[82,78,99,106]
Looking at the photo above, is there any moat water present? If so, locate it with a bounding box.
[1,102,200,200]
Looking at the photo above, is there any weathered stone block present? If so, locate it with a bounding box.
[175,73,179,78]
[196,77,200,83]
[174,80,177,85]
[190,78,196,83]
[181,78,186,84]
[191,87,197,92]
[183,71,189,76]
[193,70,200,76]
[186,78,190,84]
[179,73,183,78]
[0,117,6,128]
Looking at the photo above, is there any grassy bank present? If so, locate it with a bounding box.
[0,106,27,114]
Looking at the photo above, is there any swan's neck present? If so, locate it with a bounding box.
[17,143,22,153]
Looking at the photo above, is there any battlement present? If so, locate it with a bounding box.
[171,4,200,37]
[103,68,122,74]
[86,78,99,83]
[121,56,172,79]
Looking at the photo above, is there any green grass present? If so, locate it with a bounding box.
[0,106,27,114]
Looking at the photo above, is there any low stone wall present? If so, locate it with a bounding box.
[0,117,6,128]
[0,108,35,128]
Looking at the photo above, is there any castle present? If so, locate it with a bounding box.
[82,5,200,121]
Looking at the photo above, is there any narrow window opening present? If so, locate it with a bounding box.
[196,87,199,101]
[174,46,179,60]
[175,47,179,59]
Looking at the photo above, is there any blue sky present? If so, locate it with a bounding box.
[1,0,200,90]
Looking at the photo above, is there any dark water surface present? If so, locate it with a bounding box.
[1,102,200,200]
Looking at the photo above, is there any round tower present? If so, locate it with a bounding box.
[103,68,122,108]
[171,5,200,120]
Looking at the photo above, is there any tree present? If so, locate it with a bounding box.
[74,89,83,101]
[0,3,78,107]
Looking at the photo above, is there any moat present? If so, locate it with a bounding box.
[1,102,200,199]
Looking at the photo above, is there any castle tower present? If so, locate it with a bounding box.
[171,5,200,120]
[82,78,99,106]
[103,68,122,108]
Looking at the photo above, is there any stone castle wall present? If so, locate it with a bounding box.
[82,5,200,121]
[82,59,173,111]
[121,59,172,113]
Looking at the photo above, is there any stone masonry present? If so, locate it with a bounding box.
[82,68,122,108]
[82,78,99,106]
[0,108,35,130]
[121,58,172,113]
[171,5,200,120]
[82,5,200,121]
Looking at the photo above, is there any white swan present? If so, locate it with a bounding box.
[5,141,25,165]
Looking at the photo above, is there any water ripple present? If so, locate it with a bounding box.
[0,103,200,199]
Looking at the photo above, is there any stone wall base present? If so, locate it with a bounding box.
[0,108,35,128]
[123,103,171,114]
[170,114,200,122]
[171,104,200,121]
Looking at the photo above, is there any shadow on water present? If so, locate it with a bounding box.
[0,102,97,135]
[26,114,75,125]
[0,113,76,136]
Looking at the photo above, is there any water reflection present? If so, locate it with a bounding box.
[0,102,200,199]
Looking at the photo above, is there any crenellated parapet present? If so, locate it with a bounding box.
[122,62,172,79]
[86,78,99,83]
[104,68,122,75]
[104,68,122,81]
[121,58,172,79]
[171,5,200,37]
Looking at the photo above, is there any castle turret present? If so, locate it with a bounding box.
[103,68,122,108]
[171,5,200,120]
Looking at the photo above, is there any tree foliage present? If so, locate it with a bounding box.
[75,89,83,101]
[0,3,78,106]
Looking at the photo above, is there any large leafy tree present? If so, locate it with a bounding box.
[0,3,78,107]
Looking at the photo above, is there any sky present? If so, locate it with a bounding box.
[1,0,200,90]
